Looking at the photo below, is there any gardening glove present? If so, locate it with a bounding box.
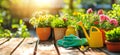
[57,34,88,48]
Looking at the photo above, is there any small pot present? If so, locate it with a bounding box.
[54,28,66,40]
[36,27,51,41]
[105,40,120,52]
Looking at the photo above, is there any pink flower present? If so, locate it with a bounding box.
[99,14,106,22]
[100,14,105,22]
[97,9,104,15]
[87,8,93,14]
[105,15,110,21]
[63,18,67,22]
[99,14,110,22]
[110,19,118,26]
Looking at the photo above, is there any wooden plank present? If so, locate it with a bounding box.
[0,38,10,45]
[57,47,83,55]
[0,38,6,41]
[84,48,108,55]
[12,38,38,55]
[0,38,23,55]
[99,48,120,55]
[37,41,58,55]
[0,38,7,44]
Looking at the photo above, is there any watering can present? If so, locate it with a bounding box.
[65,26,77,36]
[77,21,103,48]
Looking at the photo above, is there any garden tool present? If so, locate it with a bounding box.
[80,46,89,52]
[57,34,88,48]
[77,21,103,48]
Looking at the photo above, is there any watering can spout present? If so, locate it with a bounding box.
[77,21,90,41]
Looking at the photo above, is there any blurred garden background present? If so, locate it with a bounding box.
[0,0,120,38]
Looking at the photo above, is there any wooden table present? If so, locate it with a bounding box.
[0,38,119,55]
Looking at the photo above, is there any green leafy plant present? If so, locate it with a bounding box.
[12,19,30,38]
[0,12,12,38]
[85,14,100,29]
[107,4,120,25]
[0,11,3,30]
[74,8,100,30]
[62,14,77,26]
[51,18,67,28]
[0,7,13,29]
[0,29,13,38]
[106,27,120,42]
[0,12,3,23]
[78,13,99,30]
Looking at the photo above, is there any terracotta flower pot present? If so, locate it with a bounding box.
[54,28,66,40]
[100,29,106,44]
[100,29,110,44]
[105,41,120,52]
[36,27,51,41]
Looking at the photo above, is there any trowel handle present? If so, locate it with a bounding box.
[90,26,100,32]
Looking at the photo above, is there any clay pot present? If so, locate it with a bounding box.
[105,41,120,52]
[36,27,51,41]
[100,29,110,44]
[54,28,66,40]
[100,29,106,44]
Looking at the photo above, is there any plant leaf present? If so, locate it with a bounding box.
[19,19,23,25]
[12,24,19,28]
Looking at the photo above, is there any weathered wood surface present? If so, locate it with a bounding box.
[0,38,6,42]
[100,47,120,55]
[84,48,107,55]
[12,38,38,55]
[36,41,58,55]
[0,38,23,55]
[0,38,7,44]
[57,47,84,55]
[0,38,119,55]
[0,38,10,45]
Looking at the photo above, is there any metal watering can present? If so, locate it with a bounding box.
[77,21,103,48]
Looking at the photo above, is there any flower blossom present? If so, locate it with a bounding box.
[110,19,118,26]
[98,9,104,15]
[99,14,110,23]
[73,11,79,16]
[63,18,67,22]
[87,8,93,14]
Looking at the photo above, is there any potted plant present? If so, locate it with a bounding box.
[105,27,120,52]
[107,4,120,26]
[51,18,67,41]
[99,14,119,44]
[76,9,100,38]
[29,13,52,41]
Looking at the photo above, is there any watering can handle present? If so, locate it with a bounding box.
[90,26,100,32]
